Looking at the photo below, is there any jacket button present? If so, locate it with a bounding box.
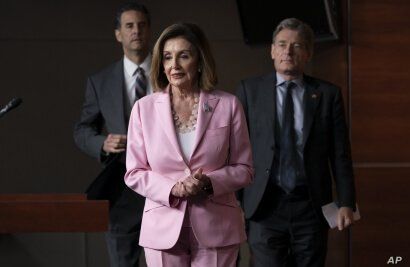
[265,168,270,174]
[184,168,191,175]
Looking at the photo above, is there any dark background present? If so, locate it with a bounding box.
[237,0,339,44]
[1,0,409,266]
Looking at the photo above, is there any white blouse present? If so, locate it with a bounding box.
[177,130,196,162]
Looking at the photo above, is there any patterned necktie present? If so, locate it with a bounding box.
[279,81,299,193]
[134,67,147,101]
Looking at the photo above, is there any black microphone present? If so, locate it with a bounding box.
[0,97,23,118]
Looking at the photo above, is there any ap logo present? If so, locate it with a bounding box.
[387,256,403,264]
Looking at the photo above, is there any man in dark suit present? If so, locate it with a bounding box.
[73,2,152,266]
[236,18,356,267]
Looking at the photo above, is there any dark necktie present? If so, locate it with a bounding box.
[135,67,147,101]
[279,81,299,193]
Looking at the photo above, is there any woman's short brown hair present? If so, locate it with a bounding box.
[151,23,217,91]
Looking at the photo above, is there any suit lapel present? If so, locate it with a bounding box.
[107,61,127,133]
[154,87,185,162]
[258,73,277,145]
[302,76,322,149]
[190,90,220,160]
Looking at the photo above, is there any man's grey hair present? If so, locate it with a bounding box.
[272,18,314,55]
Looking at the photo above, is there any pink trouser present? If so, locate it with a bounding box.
[144,226,239,267]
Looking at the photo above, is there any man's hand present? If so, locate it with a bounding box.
[337,207,354,231]
[103,134,127,154]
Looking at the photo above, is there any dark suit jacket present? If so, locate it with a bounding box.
[74,60,127,162]
[236,72,356,220]
[73,59,142,204]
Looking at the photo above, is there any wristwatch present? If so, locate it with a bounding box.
[202,183,213,195]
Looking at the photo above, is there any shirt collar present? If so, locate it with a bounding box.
[123,53,152,77]
[276,72,304,88]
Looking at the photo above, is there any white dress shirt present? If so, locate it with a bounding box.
[123,54,152,115]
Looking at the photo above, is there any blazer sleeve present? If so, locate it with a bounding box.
[124,101,177,207]
[234,81,249,203]
[329,88,356,209]
[73,77,107,162]
[206,95,254,197]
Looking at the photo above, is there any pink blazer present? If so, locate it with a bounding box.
[124,88,253,250]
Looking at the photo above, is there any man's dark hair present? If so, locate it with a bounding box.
[115,2,150,29]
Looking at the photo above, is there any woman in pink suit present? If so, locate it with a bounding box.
[124,23,253,267]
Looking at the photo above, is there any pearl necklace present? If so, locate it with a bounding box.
[170,90,199,133]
